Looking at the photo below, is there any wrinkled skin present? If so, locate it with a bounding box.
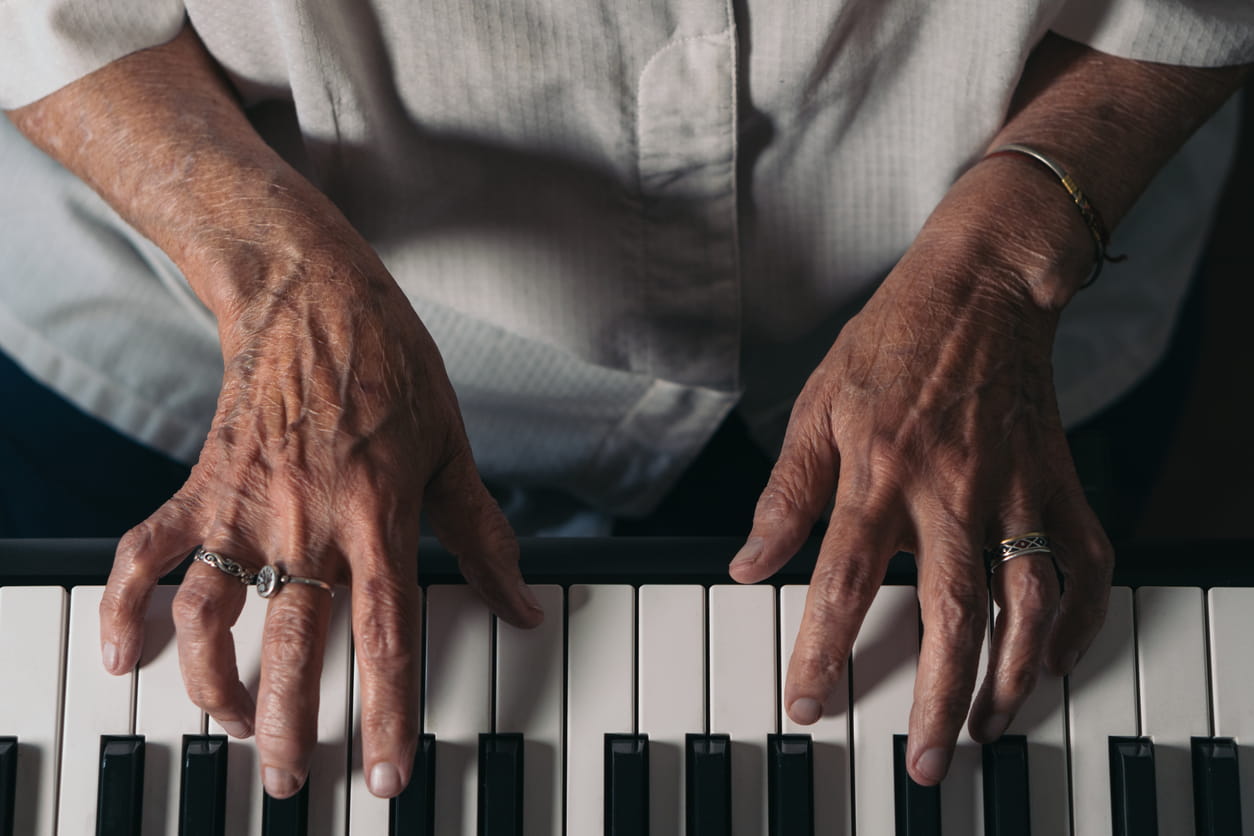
[99,241,543,798]
[731,202,1114,784]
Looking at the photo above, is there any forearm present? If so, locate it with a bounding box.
[918,33,1250,311]
[5,24,371,324]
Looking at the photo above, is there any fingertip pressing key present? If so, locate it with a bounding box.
[263,765,301,798]
[369,761,402,797]
[788,697,823,725]
[913,746,951,785]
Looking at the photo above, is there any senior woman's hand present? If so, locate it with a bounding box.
[730,33,1248,786]
[8,25,541,800]
[731,157,1114,785]
[97,239,542,800]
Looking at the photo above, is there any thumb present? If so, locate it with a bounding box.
[730,414,838,584]
[423,446,542,628]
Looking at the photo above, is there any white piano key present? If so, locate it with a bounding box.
[940,612,989,835]
[56,586,136,835]
[1208,587,1254,836]
[1069,586,1137,836]
[709,584,776,836]
[850,584,919,836]
[1137,586,1210,836]
[347,588,424,834]
[495,585,563,836]
[208,591,268,833]
[0,586,67,836]
[425,585,493,836]
[638,585,705,836]
[1000,612,1069,836]
[780,584,851,836]
[135,586,204,836]
[566,585,635,836]
[307,590,352,834]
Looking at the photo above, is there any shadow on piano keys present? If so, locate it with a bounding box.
[0,537,1250,835]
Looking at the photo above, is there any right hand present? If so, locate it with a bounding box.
[99,233,543,799]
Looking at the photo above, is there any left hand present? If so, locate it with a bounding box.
[729,172,1114,785]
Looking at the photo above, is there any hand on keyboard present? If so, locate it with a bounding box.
[93,231,543,802]
[728,201,1116,787]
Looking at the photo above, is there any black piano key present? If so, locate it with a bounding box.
[478,733,524,836]
[1192,737,1243,836]
[982,734,1031,836]
[262,779,309,836]
[768,733,813,836]
[604,734,649,836]
[1109,736,1158,836]
[178,734,227,836]
[391,733,436,836]
[0,737,15,836]
[892,734,940,836]
[96,734,145,836]
[686,733,731,836]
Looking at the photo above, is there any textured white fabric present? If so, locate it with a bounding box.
[0,0,1250,525]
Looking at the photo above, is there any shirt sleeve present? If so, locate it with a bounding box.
[0,0,186,109]
[1052,0,1254,67]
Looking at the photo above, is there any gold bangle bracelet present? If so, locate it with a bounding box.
[984,143,1125,288]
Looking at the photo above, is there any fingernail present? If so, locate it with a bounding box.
[1057,649,1079,674]
[730,537,764,568]
[264,766,300,798]
[915,747,950,783]
[789,697,822,725]
[219,719,252,739]
[518,581,542,612]
[979,712,1009,742]
[102,641,119,673]
[370,762,402,797]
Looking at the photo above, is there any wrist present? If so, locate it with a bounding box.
[915,153,1099,312]
[170,159,395,330]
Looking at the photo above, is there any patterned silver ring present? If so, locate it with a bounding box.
[191,546,257,585]
[988,532,1053,573]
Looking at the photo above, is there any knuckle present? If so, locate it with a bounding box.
[1088,539,1116,579]
[927,585,988,642]
[254,724,312,769]
[998,664,1039,703]
[754,480,813,528]
[189,679,238,715]
[1006,570,1059,625]
[172,585,226,632]
[792,642,847,690]
[115,521,162,564]
[813,556,881,606]
[926,691,975,727]
[263,607,321,667]
[362,703,419,751]
[354,579,417,667]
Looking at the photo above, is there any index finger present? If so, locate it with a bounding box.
[784,494,900,725]
[102,506,199,673]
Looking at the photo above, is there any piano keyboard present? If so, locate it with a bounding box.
[0,538,1250,835]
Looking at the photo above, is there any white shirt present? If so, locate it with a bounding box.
[1,0,1251,527]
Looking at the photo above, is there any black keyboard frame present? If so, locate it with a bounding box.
[1,537,1250,588]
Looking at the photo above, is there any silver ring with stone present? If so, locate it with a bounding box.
[254,564,335,599]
